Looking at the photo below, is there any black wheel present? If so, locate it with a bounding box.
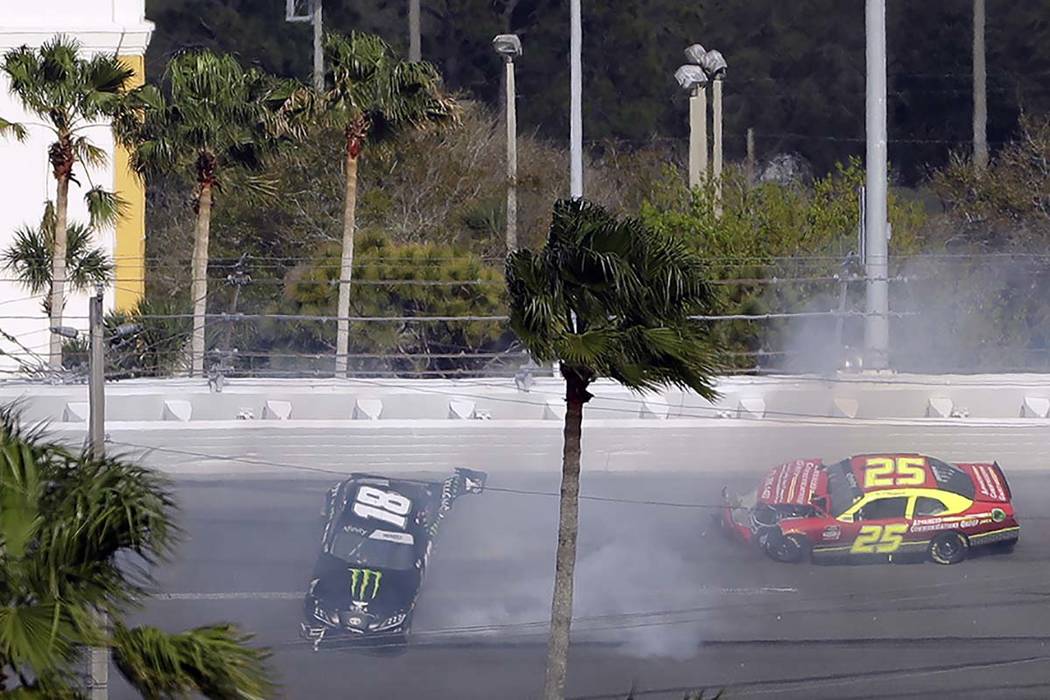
[764,533,808,563]
[929,532,969,565]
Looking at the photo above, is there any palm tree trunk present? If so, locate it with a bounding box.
[49,175,70,369]
[335,139,359,377]
[542,374,588,700]
[190,182,213,377]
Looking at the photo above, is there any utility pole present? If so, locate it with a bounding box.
[87,285,108,700]
[973,0,988,171]
[409,0,421,61]
[864,0,890,370]
[688,85,708,189]
[569,0,583,199]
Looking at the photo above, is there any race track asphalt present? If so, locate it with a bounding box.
[94,423,1050,700]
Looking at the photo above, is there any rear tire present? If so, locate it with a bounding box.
[929,532,969,565]
[991,538,1018,554]
[764,533,808,563]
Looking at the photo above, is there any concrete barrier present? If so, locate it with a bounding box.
[544,398,566,421]
[737,398,766,419]
[263,400,293,420]
[63,402,88,422]
[162,400,192,422]
[640,394,669,420]
[926,397,954,418]
[448,398,476,420]
[830,397,859,419]
[10,374,1050,425]
[353,399,383,420]
[1021,396,1050,418]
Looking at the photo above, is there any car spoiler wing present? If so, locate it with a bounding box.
[958,461,1012,502]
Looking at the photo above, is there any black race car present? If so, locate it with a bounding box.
[300,468,486,649]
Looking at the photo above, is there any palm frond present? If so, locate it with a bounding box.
[112,623,274,700]
[0,116,28,141]
[84,187,127,228]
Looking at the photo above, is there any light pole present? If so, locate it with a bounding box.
[493,34,522,252]
[675,54,708,190]
[409,0,421,62]
[286,0,323,90]
[865,0,890,370]
[701,50,728,216]
[973,0,988,171]
[569,0,583,199]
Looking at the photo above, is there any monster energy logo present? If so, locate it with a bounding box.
[349,569,382,599]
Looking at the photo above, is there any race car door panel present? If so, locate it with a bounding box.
[838,495,910,555]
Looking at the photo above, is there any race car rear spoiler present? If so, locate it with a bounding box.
[958,461,1012,502]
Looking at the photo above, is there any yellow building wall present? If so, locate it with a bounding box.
[113,54,147,312]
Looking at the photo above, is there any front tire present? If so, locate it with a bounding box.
[764,533,808,563]
[929,532,969,565]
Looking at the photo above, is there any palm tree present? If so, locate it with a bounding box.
[1,36,153,369]
[116,49,297,376]
[0,407,272,697]
[315,31,458,376]
[3,202,113,316]
[506,199,722,700]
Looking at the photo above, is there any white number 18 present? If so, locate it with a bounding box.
[352,486,412,529]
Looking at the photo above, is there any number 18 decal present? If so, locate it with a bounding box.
[353,486,412,529]
[864,456,926,489]
[851,524,908,554]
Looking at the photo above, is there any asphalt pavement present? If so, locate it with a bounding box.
[97,419,1050,699]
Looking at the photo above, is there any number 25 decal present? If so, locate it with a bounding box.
[851,524,908,554]
[353,486,412,530]
[864,456,926,488]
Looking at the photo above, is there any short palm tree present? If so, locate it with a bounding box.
[0,407,272,697]
[3,202,112,316]
[1,36,154,368]
[116,49,298,376]
[315,31,458,375]
[506,199,722,700]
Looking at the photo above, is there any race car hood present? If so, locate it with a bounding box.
[308,553,420,618]
[757,459,827,506]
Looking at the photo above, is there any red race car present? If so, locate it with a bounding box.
[719,454,1019,565]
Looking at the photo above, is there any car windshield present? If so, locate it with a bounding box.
[825,459,862,516]
[327,528,417,571]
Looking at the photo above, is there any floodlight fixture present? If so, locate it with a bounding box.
[701,49,728,80]
[50,326,79,339]
[492,34,523,59]
[675,64,709,91]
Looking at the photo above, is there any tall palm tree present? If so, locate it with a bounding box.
[3,202,113,316]
[1,36,152,369]
[506,199,722,700]
[0,407,272,697]
[116,50,298,376]
[315,31,458,376]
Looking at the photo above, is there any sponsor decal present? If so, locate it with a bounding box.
[349,569,383,600]
[992,508,1006,523]
[910,515,993,533]
[822,526,841,541]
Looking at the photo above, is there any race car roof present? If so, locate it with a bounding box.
[845,454,977,499]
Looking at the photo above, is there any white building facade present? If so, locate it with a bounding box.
[0,0,152,371]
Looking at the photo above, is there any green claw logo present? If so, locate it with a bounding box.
[349,569,382,599]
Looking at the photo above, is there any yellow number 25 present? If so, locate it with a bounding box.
[851,524,908,554]
[864,457,926,489]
